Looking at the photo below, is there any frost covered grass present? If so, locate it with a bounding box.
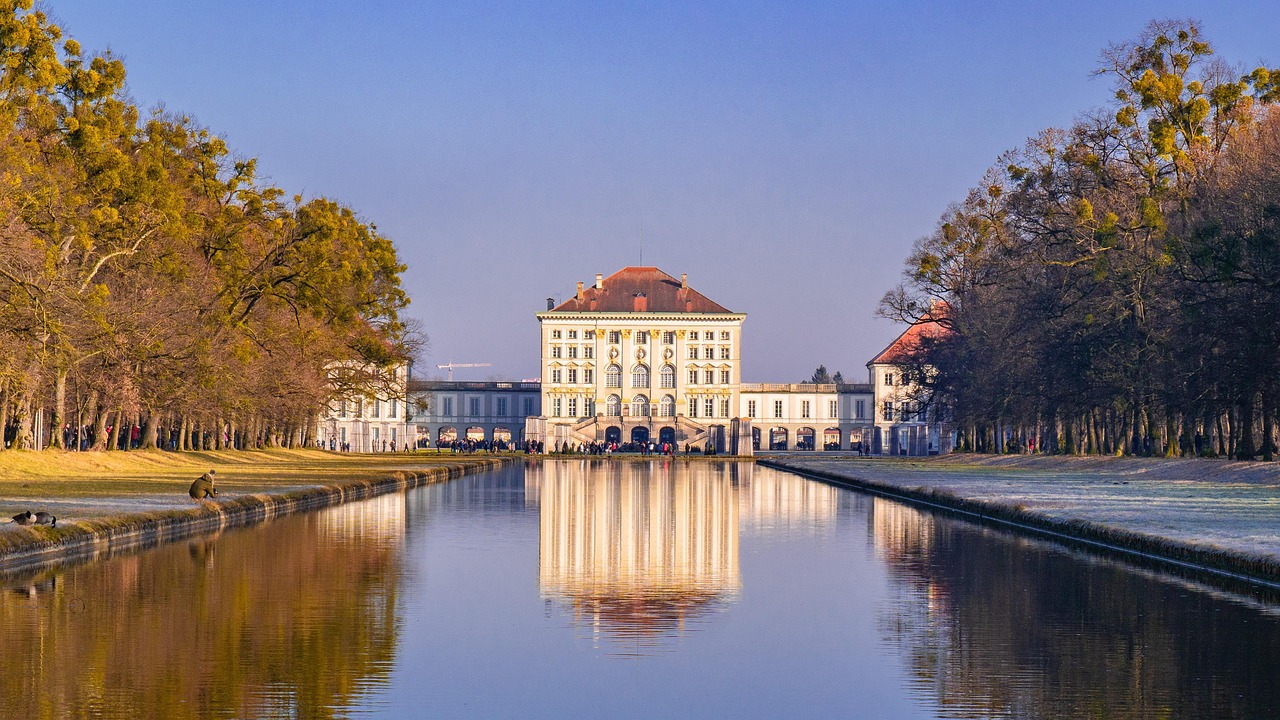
[769,455,1280,583]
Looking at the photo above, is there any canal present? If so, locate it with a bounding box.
[2,460,1278,718]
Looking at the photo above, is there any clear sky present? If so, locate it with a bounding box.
[42,1,1277,382]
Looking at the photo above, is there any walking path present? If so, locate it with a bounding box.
[762,454,1280,587]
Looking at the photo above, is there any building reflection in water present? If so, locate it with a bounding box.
[527,460,843,652]
[528,460,741,650]
[0,491,408,720]
[869,496,1280,719]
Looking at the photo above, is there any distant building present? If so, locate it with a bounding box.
[317,363,411,452]
[318,268,954,456]
[406,379,541,448]
[738,383,875,452]
[526,267,750,452]
[866,310,953,455]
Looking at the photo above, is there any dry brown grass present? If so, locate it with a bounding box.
[0,448,492,504]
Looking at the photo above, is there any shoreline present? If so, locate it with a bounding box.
[0,456,508,575]
[759,455,1280,590]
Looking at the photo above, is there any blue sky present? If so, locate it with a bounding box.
[43,1,1277,381]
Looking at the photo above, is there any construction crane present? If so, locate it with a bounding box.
[436,362,493,381]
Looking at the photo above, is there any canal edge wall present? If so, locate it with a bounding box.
[0,458,509,575]
[758,458,1280,590]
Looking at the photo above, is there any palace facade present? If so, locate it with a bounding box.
[318,265,953,455]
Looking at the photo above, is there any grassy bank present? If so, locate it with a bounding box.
[0,449,511,570]
[0,448,503,511]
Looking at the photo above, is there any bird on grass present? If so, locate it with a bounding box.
[10,511,34,526]
[34,512,56,526]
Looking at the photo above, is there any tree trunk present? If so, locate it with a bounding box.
[48,367,68,450]
[141,411,158,450]
[0,382,9,452]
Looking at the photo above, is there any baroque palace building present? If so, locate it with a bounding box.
[521,266,953,456]
[319,266,953,455]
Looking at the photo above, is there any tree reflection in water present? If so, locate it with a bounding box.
[0,492,406,719]
[871,497,1280,719]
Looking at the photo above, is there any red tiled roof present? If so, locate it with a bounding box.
[551,267,734,314]
[868,304,952,365]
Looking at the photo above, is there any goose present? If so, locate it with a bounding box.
[34,512,56,526]
[10,511,34,526]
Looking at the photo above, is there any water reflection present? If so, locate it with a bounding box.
[870,497,1280,719]
[528,460,741,650]
[0,492,407,720]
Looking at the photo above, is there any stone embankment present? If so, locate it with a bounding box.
[0,458,507,574]
[761,454,1280,588]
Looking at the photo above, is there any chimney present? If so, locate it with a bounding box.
[546,297,554,311]
[576,281,584,300]
[633,293,647,312]
[595,273,603,290]
[681,273,687,290]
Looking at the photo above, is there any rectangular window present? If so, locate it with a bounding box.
[372,400,381,418]
[885,373,894,386]
[636,331,647,344]
[523,397,534,416]
[663,332,675,345]
[552,397,562,417]
[774,400,783,418]
[705,399,715,417]
[583,346,593,359]
[884,401,894,421]
[689,346,698,359]
[551,346,562,358]
[443,397,453,416]
[390,399,397,418]
[497,397,508,416]
[568,368,578,383]
[704,331,714,340]
[585,398,595,416]
[584,368,594,384]
[900,401,911,421]
[720,331,730,340]
[688,370,698,384]
[748,400,757,418]
[855,399,866,420]
[551,330,562,339]
[469,397,481,416]
[704,369,714,384]
[689,398,698,418]
[705,347,715,359]
[829,400,837,418]
[720,370,730,384]
[568,397,578,417]
[551,368,562,383]
[584,330,594,339]
[567,346,577,358]
[339,399,347,418]
[720,347,730,360]
[568,330,577,339]
[609,331,621,344]
[801,400,810,419]
[720,399,730,417]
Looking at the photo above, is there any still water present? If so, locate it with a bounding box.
[2,460,1278,718]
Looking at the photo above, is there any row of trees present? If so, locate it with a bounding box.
[880,20,1280,459]
[0,2,414,451]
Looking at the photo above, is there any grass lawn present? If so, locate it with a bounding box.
[0,448,500,518]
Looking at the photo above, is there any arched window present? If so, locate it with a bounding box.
[606,364,622,388]
[606,394,621,417]
[659,364,676,389]
[631,395,650,417]
[659,395,675,417]
[631,364,650,388]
